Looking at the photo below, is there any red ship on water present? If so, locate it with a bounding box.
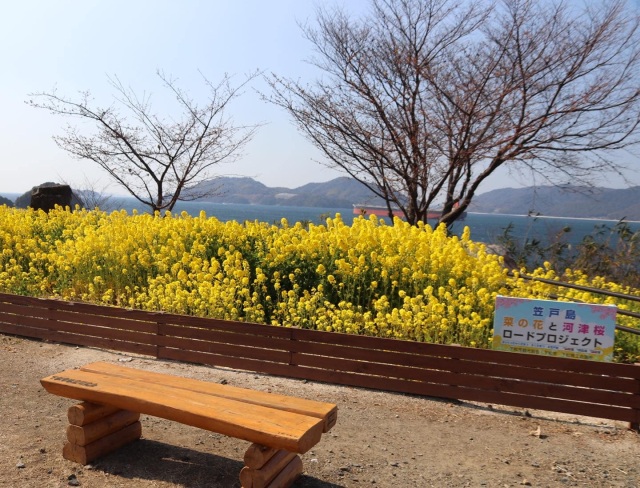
[352,204,466,220]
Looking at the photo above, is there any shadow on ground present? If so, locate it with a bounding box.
[89,439,343,488]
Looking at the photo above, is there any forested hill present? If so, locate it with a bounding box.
[468,185,640,221]
[186,178,640,220]
[184,176,386,208]
[5,178,638,220]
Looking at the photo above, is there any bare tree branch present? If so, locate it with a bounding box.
[28,71,261,213]
[266,0,640,226]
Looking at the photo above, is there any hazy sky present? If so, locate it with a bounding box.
[1,0,638,196]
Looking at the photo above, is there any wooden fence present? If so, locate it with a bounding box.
[1,292,639,428]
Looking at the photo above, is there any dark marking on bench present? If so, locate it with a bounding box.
[51,376,98,388]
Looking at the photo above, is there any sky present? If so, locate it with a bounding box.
[1,0,639,197]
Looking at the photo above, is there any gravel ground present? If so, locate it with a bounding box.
[2,333,640,488]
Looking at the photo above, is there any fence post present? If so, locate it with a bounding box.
[155,313,165,360]
[46,301,57,335]
[631,365,640,432]
[289,327,298,371]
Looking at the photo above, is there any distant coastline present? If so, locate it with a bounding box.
[470,185,640,221]
[2,193,639,248]
[468,211,640,223]
[3,177,640,221]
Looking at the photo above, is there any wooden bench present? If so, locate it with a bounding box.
[41,361,338,488]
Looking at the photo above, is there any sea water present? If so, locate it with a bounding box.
[2,192,639,248]
[114,198,640,248]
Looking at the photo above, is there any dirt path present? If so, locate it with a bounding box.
[1,333,640,487]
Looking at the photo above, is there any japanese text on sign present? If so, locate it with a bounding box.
[493,296,616,362]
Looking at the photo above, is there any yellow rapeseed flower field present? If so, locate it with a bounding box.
[0,205,638,361]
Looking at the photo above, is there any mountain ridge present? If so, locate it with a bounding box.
[4,177,639,220]
[184,176,387,208]
[187,177,640,220]
[468,185,640,220]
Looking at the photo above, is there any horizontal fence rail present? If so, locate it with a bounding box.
[516,273,640,303]
[1,292,639,428]
[515,272,640,326]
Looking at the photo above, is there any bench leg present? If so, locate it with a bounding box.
[240,443,303,488]
[63,402,141,465]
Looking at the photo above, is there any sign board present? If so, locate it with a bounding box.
[493,296,616,362]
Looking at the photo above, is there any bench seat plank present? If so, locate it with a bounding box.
[41,368,324,453]
[79,362,337,432]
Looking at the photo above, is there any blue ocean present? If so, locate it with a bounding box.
[3,191,639,247]
[113,197,639,248]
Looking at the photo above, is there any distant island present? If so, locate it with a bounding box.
[183,176,388,209]
[4,177,640,220]
[469,185,640,221]
[185,177,640,221]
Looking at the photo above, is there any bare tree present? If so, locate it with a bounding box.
[29,71,260,213]
[267,0,640,226]
[69,176,114,212]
